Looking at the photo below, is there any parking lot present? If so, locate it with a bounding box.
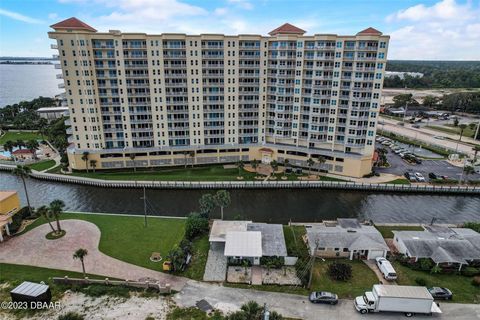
[375,141,480,182]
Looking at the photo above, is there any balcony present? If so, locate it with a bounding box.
[56,74,63,79]
[64,119,71,126]
[58,83,65,89]
[66,128,73,135]
[54,64,62,69]
[52,54,59,60]
[50,44,58,49]
[67,136,74,143]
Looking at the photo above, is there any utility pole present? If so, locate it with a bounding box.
[142,186,148,228]
[307,240,319,289]
[263,303,270,320]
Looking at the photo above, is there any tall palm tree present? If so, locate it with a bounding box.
[270,160,278,175]
[15,139,24,149]
[129,153,136,172]
[89,159,97,173]
[473,145,480,164]
[283,158,290,177]
[3,140,14,153]
[38,118,49,140]
[26,140,39,160]
[81,151,90,172]
[189,151,195,168]
[214,190,231,220]
[306,157,315,175]
[236,160,245,177]
[317,156,326,173]
[251,159,259,176]
[240,301,262,319]
[12,165,33,217]
[49,199,66,233]
[73,248,88,277]
[37,205,56,233]
[458,124,468,142]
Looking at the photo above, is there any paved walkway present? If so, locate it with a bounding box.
[251,266,262,285]
[0,220,187,291]
[203,244,227,282]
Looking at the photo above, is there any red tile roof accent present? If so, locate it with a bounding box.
[50,17,97,32]
[357,27,382,36]
[269,23,306,36]
[12,149,33,155]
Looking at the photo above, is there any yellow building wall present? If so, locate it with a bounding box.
[0,192,21,216]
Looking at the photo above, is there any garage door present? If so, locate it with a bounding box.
[367,250,385,260]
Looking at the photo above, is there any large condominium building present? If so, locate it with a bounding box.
[49,18,389,177]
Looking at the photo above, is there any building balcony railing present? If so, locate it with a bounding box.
[58,83,65,89]
[56,74,63,79]
[50,44,58,49]
[54,64,62,69]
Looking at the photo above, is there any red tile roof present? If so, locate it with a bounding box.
[269,23,306,36]
[50,17,97,32]
[357,27,382,36]
[12,149,33,155]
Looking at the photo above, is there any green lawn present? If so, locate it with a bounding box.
[23,212,186,273]
[383,178,411,185]
[393,262,480,304]
[375,225,424,239]
[283,225,309,258]
[0,131,42,144]
[27,159,56,171]
[310,259,378,299]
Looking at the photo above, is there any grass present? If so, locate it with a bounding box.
[27,159,56,171]
[0,131,42,144]
[175,234,209,281]
[22,212,186,273]
[375,225,424,239]
[383,178,411,185]
[310,259,378,299]
[45,229,66,239]
[393,262,480,304]
[283,225,309,258]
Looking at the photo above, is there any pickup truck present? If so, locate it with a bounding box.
[354,285,442,317]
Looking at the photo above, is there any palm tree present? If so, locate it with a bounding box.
[317,156,326,174]
[129,153,136,172]
[283,159,289,177]
[49,199,65,233]
[12,165,33,217]
[89,159,97,173]
[81,151,89,172]
[459,124,468,142]
[15,139,24,149]
[37,205,56,233]
[38,118,49,140]
[240,301,262,319]
[306,157,315,175]
[189,151,195,168]
[236,160,245,177]
[3,140,14,153]
[251,159,259,176]
[25,140,39,160]
[183,151,189,168]
[214,190,231,220]
[73,248,88,277]
[270,160,278,176]
[473,145,480,164]
[463,165,475,184]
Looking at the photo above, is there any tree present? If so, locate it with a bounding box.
[73,248,88,277]
[392,93,419,108]
[81,151,90,172]
[473,145,480,164]
[463,165,475,183]
[251,159,259,176]
[89,159,97,173]
[184,212,209,240]
[189,151,195,168]
[37,205,56,233]
[458,124,467,142]
[12,165,33,217]
[327,262,352,281]
[199,193,216,218]
[236,160,245,177]
[3,140,14,153]
[183,151,189,168]
[38,118,49,140]
[242,259,249,276]
[26,139,39,159]
[453,117,459,127]
[215,190,231,220]
[240,301,262,319]
[270,160,278,175]
[166,246,185,272]
[306,157,315,175]
[129,153,136,172]
[317,156,327,173]
[283,159,289,177]
[422,95,439,107]
[49,199,66,233]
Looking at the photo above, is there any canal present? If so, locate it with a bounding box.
[1,172,479,224]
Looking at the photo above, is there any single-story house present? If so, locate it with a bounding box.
[393,225,480,270]
[305,218,389,260]
[209,220,288,265]
[0,191,21,242]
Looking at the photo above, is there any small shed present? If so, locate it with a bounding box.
[10,281,51,303]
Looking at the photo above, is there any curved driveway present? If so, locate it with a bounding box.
[0,220,186,291]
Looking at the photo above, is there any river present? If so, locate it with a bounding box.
[1,172,479,224]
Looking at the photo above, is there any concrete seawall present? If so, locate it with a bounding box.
[1,163,479,194]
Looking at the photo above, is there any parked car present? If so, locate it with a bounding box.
[433,136,445,140]
[375,257,397,281]
[414,172,426,182]
[414,157,422,164]
[412,124,420,128]
[309,291,338,305]
[404,172,417,182]
[429,172,438,180]
[428,287,453,300]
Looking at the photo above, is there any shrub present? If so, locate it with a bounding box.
[462,267,480,277]
[472,276,480,287]
[184,212,209,240]
[260,256,284,269]
[58,312,84,320]
[415,277,427,286]
[8,214,23,234]
[463,222,480,233]
[430,265,442,274]
[419,258,434,271]
[328,262,352,281]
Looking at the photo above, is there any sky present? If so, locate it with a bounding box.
[0,0,479,60]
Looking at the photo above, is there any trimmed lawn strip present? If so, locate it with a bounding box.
[375,225,424,239]
[393,262,480,304]
[283,225,309,257]
[27,159,56,171]
[0,131,43,144]
[378,129,452,157]
[22,212,186,273]
[383,178,411,185]
[310,259,378,299]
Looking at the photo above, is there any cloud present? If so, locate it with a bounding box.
[214,8,228,16]
[0,8,44,24]
[385,0,480,60]
[227,0,253,10]
[48,13,59,20]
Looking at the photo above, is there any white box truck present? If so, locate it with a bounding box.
[354,285,442,317]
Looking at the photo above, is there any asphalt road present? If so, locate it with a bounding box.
[174,280,480,320]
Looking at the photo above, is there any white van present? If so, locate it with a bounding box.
[375,257,397,281]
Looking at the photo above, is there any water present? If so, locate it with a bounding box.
[1,172,479,224]
[0,64,62,107]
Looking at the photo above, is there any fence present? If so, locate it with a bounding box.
[52,276,171,294]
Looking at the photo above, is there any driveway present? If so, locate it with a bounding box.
[174,280,480,320]
[0,220,187,291]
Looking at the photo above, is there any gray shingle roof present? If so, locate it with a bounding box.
[11,281,49,297]
[247,223,287,257]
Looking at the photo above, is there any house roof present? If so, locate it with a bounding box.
[269,23,306,36]
[0,191,17,202]
[357,27,382,36]
[11,281,49,297]
[12,149,33,155]
[224,231,262,257]
[50,17,97,32]
[209,220,251,242]
[247,223,287,257]
[306,219,388,252]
